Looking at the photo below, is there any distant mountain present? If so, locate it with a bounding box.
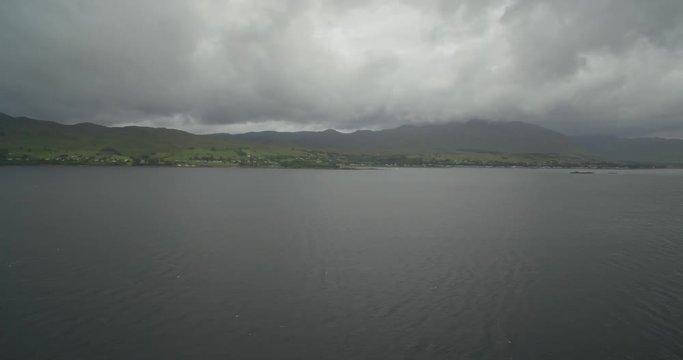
[573,135,683,166]
[222,120,581,155]
[0,112,305,166]
[0,112,239,156]
[2,112,683,167]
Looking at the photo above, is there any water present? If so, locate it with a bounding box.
[1,167,683,359]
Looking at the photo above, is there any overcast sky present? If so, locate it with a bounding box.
[1,0,682,136]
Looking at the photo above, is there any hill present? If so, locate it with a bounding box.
[0,113,315,167]
[222,120,580,155]
[572,135,683,166]
[2,112,681,168]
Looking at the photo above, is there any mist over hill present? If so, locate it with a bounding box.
[572,135,683,166]
[221,120,580,155]
[2,112,683,168]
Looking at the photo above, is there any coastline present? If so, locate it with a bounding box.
[1,162,677,170]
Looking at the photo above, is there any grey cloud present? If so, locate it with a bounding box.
[0,0,682,136]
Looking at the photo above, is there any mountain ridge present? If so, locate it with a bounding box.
[2,112,683,167]
[219,119,581,155]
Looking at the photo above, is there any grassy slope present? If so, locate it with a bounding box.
[0,114,320,167]
[0,113,649,168]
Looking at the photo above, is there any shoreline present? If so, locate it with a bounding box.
[1,163,679,170]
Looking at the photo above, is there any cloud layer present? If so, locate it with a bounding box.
[1,0,682,135]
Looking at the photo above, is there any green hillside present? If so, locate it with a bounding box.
[1,113,676,168]
[0,113,326,167]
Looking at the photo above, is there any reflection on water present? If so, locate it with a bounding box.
[2,167,683,359]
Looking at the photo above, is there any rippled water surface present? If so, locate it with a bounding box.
[2,167,683,359]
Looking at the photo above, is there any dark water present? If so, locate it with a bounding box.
[2,167,683,359]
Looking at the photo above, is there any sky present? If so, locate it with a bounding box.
[1,0,682,137]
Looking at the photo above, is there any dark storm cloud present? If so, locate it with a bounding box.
[1,0,682,135]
